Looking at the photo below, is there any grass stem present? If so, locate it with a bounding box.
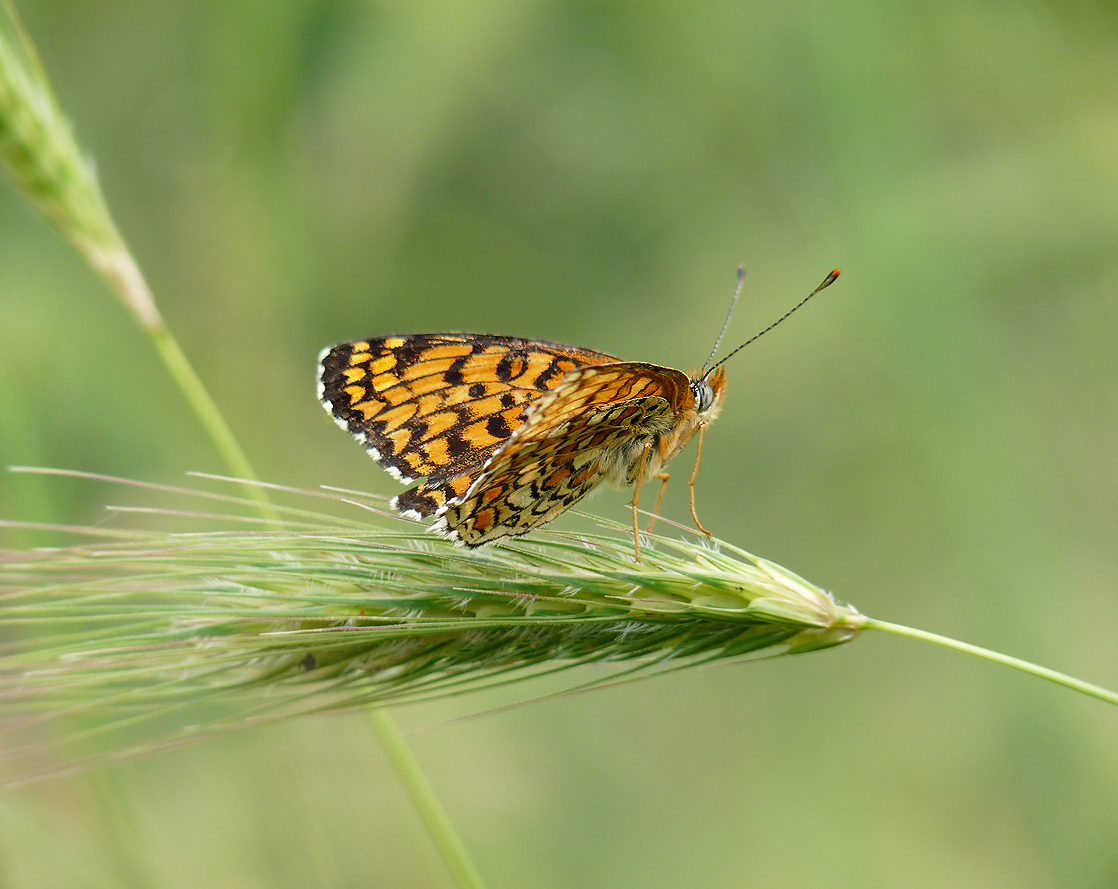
[0,4,274,517]
[863,618,1118,705]
[147,320,278,523]
[368,708,489,889]
[0,7,477,880]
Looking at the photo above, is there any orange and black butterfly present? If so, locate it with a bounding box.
[319,269,839,556]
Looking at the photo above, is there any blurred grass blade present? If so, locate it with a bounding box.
[368,709,487,889]
[0,0,146,323]
[0,8,482,881]
[0,2,273,518]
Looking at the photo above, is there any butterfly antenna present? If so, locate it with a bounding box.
[706,269,841,375]
[700,264,747,375]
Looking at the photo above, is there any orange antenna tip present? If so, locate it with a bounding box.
[705,267,842,373]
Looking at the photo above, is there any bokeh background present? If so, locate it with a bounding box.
[2,0,1118,886]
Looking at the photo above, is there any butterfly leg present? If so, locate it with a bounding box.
[630,444,652,561]
[644,472,670,533]
[688,425,713,537]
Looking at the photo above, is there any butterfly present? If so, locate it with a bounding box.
[318,268,839,558]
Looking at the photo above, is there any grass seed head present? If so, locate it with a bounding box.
[0,472,864,780]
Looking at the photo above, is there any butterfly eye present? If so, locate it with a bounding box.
[692,380,714,413]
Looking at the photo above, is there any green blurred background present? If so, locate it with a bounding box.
[2,0,1118,885]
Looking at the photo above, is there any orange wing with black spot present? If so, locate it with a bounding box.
[435,363,693,545]
[318,333,618,514]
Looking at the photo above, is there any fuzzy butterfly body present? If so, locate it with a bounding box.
[318,333,726,547]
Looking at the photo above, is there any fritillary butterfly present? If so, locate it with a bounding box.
[318,269,839,557]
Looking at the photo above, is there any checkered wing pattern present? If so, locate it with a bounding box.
[435,363,692,545]
[318,333,618,516]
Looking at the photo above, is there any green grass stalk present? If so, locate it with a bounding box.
[0,1,273,521]
[0,7,478,884]
[368,708,487,889]
[862,618,1118,705]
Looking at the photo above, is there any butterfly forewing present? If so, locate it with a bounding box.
[318,332,618,490]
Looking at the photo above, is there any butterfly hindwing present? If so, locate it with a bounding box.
[435,364,691,545]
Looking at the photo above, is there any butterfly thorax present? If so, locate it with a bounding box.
[620,363,725,485]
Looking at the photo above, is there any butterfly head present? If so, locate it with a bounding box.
[690,364,726,418]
